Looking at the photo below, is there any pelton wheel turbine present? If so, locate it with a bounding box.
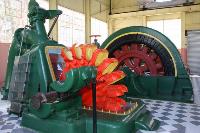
[59,44,129,113]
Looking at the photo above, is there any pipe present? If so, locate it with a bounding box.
[109,0,112,15]
[111,3,200,15]
[48,15,59,38]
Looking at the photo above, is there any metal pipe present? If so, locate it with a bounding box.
[111,3,200,15]
[48,15,59,38]
[92,78,97,133]
[109,0,112,15]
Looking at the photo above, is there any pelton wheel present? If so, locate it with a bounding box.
[113,43,165,76]
[59,44,129,113]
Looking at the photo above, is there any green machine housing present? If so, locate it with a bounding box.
[101,26,193,103]
[1,0,159,133]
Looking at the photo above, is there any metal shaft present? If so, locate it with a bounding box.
[48,15,59,37]
[92,78,97,133]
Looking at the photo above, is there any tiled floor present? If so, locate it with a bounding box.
[138,99,200,133]
[1,97,200,133]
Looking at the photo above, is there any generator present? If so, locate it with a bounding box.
[101,26,193,103]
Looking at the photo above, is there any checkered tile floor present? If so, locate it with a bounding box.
[1,99,200,133]
[138,99,200,133]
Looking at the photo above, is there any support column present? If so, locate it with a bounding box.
[142,16,147,26]
[108,18,113,35]
[49,0,58,41]
[181,12,187,65]
[84,0,91,43]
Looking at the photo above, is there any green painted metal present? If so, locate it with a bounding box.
[1,28,27,100]
[101,26,193,102]
[29,96,82,119]
[1,0,62,99]
[2,0,160,133]
[50,66,97,93]
[22,99,159,133]
[121,67,193,103]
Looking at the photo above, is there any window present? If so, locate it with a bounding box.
[147,19,181,49]
[91,18,108,45]
[0,0,28,43]
[58,6,85,47]
[0,0,49,43]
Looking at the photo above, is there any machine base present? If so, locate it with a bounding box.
[122,67,193,103]
[21,99,159,133]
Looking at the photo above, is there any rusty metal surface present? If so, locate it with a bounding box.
[0,43,10,88]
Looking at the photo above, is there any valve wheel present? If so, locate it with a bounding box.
[113,43,164,76]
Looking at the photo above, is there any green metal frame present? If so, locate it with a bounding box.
[101,26,193,102]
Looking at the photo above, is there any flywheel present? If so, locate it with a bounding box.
[113,43,165,76]
[100,26,186,76]
[106,34,175,76]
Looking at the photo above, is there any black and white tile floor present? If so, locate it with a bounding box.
[1,98,200,133]
[138,99,200,133]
